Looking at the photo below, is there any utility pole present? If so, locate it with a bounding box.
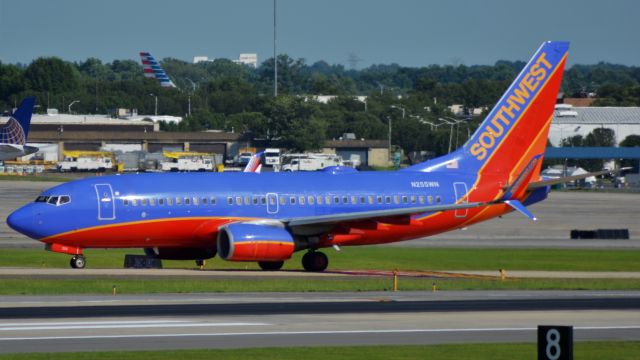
[273,0,278,97]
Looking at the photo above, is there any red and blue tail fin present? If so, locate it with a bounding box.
[139,52,176,88]
[405,41,568,180]
[243,152,263,173]
[1,97,35,145]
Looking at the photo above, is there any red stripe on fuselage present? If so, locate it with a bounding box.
[40,217,245,249]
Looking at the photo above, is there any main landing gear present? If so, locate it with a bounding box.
[70,255,86,269]
[302,251,328,272]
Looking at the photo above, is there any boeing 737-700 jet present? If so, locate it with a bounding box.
[0,97,37,161]
[10,42,581,271]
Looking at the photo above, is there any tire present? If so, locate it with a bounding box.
[302,251,328,272]
[71,256,86,269]
[258,261,284,271]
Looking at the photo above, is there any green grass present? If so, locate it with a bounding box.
[1,247,639,272]
[1,277,639,295]
[2,247,639,294]
[1,342,639,360]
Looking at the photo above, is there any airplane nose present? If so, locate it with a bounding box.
[7,205,37,239]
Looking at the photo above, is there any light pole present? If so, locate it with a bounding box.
[185,78,198,117]
[390,105,405,118]
[68,100,80,114]
[386,116,392,162]
[273,0,278,97]
[149,94,158,116]
[438,118,456,153]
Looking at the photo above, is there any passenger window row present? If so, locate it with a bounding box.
[122,196,217,207]
[120,194,443,207]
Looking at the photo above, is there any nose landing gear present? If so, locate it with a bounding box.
[70,255,86,269]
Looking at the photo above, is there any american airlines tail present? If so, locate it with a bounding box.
[139,52,177,88]
[1,97,36,145]
[405,41,569,199]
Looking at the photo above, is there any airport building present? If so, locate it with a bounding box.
[3,111,390,167]
[549,105,640,146]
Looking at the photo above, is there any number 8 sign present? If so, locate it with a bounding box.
[538,326,573,360]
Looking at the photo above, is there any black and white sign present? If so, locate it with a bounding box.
[538,325,573,360]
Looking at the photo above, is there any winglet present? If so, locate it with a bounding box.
[504,200,537,221]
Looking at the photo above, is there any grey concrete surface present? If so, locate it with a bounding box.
[0,290,638,353]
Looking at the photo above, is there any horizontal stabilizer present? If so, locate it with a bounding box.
[504,199,537,221]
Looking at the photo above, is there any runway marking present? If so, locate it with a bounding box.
[0,326,639,341]
[0,320,268,331]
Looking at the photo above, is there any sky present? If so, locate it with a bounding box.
[0,0,638,68]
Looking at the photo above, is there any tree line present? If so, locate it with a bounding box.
[1,55,639,159]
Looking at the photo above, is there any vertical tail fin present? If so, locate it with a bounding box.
[1,97,36,145]
[243,151,264,173]
[139,52,177,88]
[405,41,569,179]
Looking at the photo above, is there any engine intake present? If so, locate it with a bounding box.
[217,223,295,262]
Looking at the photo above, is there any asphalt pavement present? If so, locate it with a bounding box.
[0,291,638,353]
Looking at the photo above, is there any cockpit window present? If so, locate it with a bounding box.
[38,195,70,206]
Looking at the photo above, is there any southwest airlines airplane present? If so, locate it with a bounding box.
[10,42,576,271]
[0,97,37,161]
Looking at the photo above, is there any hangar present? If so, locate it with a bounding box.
[549,105,640,146]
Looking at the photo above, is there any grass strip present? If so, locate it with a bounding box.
[1,277,639,295]
[1,247,639,272]
[1,342,639,360]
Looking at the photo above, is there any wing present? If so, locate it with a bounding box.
[281,201,488,227]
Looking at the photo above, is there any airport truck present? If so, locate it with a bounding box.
[234,147,257,166]
[264,148,281,168]
[160,151,216,172]
[57,151,115,172]
[280,153,343,172]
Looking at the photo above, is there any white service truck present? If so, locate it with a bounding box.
[160,155,214,172]
[280,153,343,172]
[264,148,281,167]
[57,155,114,172]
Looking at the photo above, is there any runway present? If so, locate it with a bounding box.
[0,291,639,353]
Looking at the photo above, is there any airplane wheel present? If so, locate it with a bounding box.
[302,251,328,272]
[70,256,86,269]
[258,261,284,271]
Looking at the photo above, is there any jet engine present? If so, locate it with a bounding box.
[217,223,295,262]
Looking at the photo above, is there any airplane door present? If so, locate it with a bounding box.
[95,184,115,220]
[266,193,279,214]
[453,182,468,218]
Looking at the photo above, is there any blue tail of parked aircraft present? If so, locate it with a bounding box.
[139,52,176,88]
[1,97,36,145]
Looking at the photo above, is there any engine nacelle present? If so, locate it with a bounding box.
[217,223,295,262]
[144,247,216,260]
